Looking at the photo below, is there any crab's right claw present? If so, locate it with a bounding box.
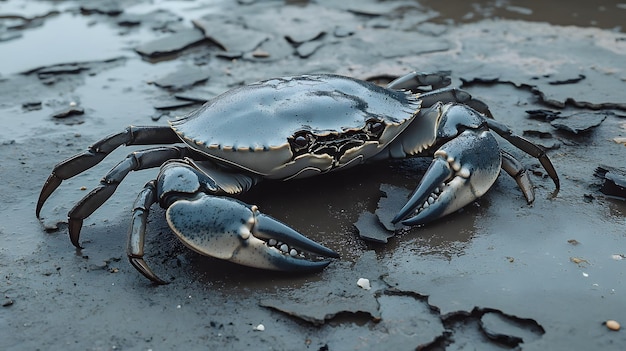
[393,129,502,226]
[166,195,338,272]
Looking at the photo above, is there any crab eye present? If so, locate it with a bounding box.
[290,132,313,151]
[367,119,384,136]
[294,135,308,147]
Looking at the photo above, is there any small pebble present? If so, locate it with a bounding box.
[251,49,270,58]
[253,324,265,331]
[80,186,87,191]
[606,320,620,331]
[357,278,371,290]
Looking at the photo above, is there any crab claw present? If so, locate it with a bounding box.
[393,129,501,226]
[166,195,338,271]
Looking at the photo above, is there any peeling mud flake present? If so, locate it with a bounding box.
[333,26,355,38]
[80,1,123,16]
[22,101,42,111]
[153,99,198,111]
[193,20,269,53]
[376,294,445,348]
[50,105,84,119]
[479,311,544,346]
[594,165,626,200]
[259,252,383,326]
[526,109,561,122]
[546,73,586,85]
[296,41,325,59]
[243,37,293,61]
[285,30,325,45]
[375,184,411,232]
[153,66,210,91]
[550,112,609,134]
[135,28,206,58]
[354,211,394,243]
[116,9,182,30]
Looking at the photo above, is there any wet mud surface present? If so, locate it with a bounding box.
[1,0,625,350]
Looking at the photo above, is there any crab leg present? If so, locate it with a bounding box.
[67,146,190,248]
[393,129,502,226]
[126,160,339,283]
[36,126,180,217]
[500,150,535,204]
[485,118,560,190]
[386,71,452,91]
[126,180,168,284]
[400,83,559,194]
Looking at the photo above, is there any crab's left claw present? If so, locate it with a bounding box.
[166,195,338,272]
[393,129,501,226]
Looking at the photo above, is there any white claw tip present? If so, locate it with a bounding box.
[239,227,251,240]
[458,167,470,179]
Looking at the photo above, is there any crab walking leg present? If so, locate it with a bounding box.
[500,150,535,204]
[484,118,560,190]
[126,180,168,284]
[417,87,494,118]
[68,146,190,248]
[37,126,180,217]
[416,88,558,189]
[396,83,558,193]
[386,71,452,91]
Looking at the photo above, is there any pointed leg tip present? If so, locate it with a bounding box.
[129,257,169,285]
[69,218,84,249]
[37,173,62,215]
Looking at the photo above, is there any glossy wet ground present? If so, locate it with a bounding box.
[1,1,625,349]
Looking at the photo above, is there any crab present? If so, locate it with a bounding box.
[36,71,559,284]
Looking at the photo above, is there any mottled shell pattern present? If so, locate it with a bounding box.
[170,74,421,179]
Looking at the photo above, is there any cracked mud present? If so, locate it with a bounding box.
[1,0,625,350]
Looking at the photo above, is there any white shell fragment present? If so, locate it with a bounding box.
[357,278,371,290]
[253,324,265,331]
